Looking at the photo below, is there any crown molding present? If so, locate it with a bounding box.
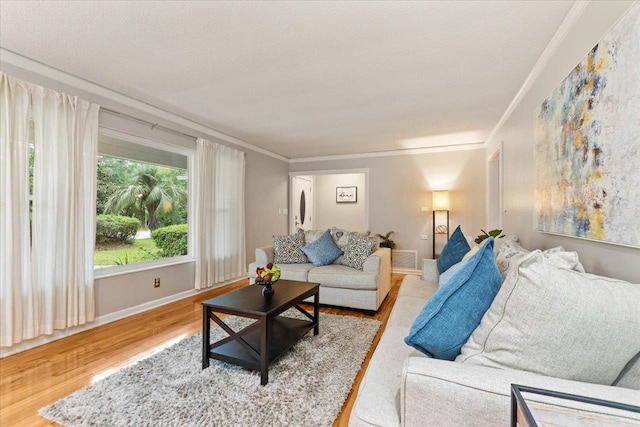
[485,0,589,146]
[0,49,289,162]
[289,142,485,163]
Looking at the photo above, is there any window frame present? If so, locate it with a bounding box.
[94,128,195,279]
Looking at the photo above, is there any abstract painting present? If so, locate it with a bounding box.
[534,3,640,248]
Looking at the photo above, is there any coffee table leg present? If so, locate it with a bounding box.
[260,319,269,385]
[314,290,319,336]
[202,306,211,369]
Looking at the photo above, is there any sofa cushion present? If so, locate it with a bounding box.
[397,274,439,300]
[436,225,470,273]
[272,229,309,264]
[277,263,314,282]
[457,250,640,386]
[614,352,640,390]
[331,228,371,265]
[307,264,378,290]
[300,229,343,267]
[341,234,377,270]
[350,325,426,427]
[405,238,501,360]
[388,296,430,329]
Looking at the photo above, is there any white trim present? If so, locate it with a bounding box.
[94,257,195,279]
[289,169,370,232]
[289,143,485,163]
[486,141,504,230]
[485,1,589,145]
[0,49,289,162]
[99,126,194,156]
[392,268,421,276]
[0,276,248,358]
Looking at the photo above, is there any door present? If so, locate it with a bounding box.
[291,176,313,233]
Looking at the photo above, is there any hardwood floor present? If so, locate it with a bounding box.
[0,274,405,426]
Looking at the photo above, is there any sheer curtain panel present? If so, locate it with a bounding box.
[194,138,246,289]
[0,73,37,346]
[0,72,99,347]
[31,85,99,333]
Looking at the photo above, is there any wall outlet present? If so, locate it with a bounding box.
[154,277,160,288]
[420,206,429,212]
[420,235,429,240]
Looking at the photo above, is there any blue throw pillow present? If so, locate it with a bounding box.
[405,238,502,360]
[437,225,471,273]
[301,229,344,267]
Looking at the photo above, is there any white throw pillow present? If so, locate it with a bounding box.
[456,250,640,386]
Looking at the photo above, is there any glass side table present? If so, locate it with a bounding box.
[511,384,640,427]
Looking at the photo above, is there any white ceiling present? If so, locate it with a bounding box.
[0,1,574,159]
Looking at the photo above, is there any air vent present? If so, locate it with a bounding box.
[392,250,418,272]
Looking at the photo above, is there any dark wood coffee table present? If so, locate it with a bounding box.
[202,280,319,385]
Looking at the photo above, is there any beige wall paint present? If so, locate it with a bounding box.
[314,173,367,232]
[290,148,486,262]
[486,1,639,282]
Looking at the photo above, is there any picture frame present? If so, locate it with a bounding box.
[336,186,357,203]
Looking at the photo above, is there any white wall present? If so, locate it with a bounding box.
[485,1,639,282]
[290,148,486,262]
[314,173,367,232]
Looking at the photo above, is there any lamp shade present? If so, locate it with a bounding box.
[432,191,450,211]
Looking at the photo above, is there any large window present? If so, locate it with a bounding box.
[95,131,191,272]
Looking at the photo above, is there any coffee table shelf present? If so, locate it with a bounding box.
[208,316,315,369]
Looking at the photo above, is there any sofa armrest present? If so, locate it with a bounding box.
[255,245,274,266]
[422,259,439,284]
[401,357,640,427]
[363,247,389,273]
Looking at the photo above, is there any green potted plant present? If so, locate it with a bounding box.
[376,231,396,250]
[474,228,505,244]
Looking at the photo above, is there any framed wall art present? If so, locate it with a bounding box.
[534,3,640,248]
[336,186,357,203]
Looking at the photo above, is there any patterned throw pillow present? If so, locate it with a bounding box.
[340,234,377,270]
[331,227,372,265]
[302,229,326,245]
[272,229,309,264]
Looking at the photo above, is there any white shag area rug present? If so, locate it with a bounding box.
[40,310,381,427]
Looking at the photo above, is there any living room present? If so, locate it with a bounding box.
[1,1,639,426]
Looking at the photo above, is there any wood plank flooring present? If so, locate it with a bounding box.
[0,274,405,427]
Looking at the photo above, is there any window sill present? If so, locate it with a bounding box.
[94,256,195,279]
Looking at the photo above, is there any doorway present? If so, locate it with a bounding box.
[291,175,314,231]
[289,169,369,234]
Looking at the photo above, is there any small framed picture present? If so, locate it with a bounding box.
[336,186,357,203]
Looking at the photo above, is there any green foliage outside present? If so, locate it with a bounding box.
[99,157,187,231]
[94,238,161,266]
[96,214,141,244]
[152,224,188,257]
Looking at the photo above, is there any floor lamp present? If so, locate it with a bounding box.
[432,191,450,259]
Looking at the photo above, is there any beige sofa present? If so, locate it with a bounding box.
[248,246,391,313]
[349,259,640,427]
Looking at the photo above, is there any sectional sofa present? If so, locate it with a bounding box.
[350,239,640,426]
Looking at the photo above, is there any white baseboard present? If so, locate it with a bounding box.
[392,267,421,276]
[0,276,247,358]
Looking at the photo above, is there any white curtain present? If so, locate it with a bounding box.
[0,72,99,346]
[0,73,37,346]
[194,138,246,289]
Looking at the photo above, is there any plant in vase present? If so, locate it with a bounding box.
[474,229,505,244]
